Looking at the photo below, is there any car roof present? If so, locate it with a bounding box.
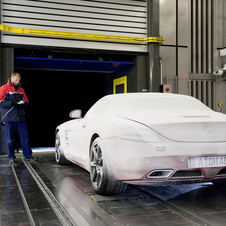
[101,92,195,101]
[97,92,212,116]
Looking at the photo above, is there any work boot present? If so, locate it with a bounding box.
[9,158,16,165]
[25,156,37,161]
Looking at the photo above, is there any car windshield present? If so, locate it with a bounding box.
[84,100,108,118]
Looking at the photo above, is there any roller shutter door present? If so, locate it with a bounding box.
[1,0,148,52]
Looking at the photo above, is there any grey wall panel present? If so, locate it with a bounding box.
[136,55,148,92]
[3,4,146,23]
[148,0,160,92]
[39,0,147,7]
[3,11,146,30]
[197,0,201,74]
[215,1,226,70]
[216,0,223,49]
[1,48,14,154]
[190,0,214,74]
[3,19,146,36]
[223,1,226,48]
[159,0,176,45]
[178,0,189,47]
[189,79,215,110]
[1,34,147,52]
[178,48,189,95]
[191,0,196,73]
[3,0,147,18]
[207,0,212,74]
[159,46,176,93]
[215,1,226,114]
[216,80,226,113]
[216,0,226,48]
[202,0,207,74]
[1,0,148,52]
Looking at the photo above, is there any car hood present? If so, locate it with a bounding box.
[117,111,226,142]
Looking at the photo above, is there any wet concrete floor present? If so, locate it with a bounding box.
[1,152,226,226]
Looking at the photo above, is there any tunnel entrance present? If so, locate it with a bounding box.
[13,48,135,148]
[19,70,105,148]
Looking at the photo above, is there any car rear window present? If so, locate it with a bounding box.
[129,97,211,112]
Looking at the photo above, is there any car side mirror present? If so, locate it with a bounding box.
[69,109,82,118]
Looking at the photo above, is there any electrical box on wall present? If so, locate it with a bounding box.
[160,84,171,93]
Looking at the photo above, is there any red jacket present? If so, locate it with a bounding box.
[0,80,29,122]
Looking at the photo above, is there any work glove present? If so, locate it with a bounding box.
[12,101,25,108]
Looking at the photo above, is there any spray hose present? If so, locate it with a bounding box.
[0,106,14,136]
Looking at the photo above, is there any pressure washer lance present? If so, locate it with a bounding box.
[2,106,14,121]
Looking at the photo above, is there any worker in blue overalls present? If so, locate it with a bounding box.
[0,72,36,164]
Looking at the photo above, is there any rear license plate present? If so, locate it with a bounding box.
[190,156,226,168]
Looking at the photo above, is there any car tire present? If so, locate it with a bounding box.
[90,137,127,195]
[55,132,71,165]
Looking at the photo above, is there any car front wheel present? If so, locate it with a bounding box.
[90,137,127,195]
[55,132,71,165]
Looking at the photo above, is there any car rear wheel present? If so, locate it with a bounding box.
[55,132,71,165]
[90,137,127,195]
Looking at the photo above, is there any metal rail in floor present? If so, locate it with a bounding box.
[1,152,226,226]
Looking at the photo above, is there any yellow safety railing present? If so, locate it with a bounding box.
[0,24,165,44]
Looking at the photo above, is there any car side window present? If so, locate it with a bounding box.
[84,100,108,118]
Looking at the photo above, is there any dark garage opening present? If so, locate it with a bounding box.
[12,48,136,150]
[17,69,105,148]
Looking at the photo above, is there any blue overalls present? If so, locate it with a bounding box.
[0,80,32,159]
[5,121,32,159]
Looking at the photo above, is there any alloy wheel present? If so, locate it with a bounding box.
[90,142,103,190]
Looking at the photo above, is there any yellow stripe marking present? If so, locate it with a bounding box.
[0,24,165,44]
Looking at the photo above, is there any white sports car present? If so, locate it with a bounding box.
[55,93,226,195]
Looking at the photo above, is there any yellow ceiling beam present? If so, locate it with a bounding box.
[0,24,165,44]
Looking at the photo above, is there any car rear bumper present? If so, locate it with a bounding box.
[102,137,226,182]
